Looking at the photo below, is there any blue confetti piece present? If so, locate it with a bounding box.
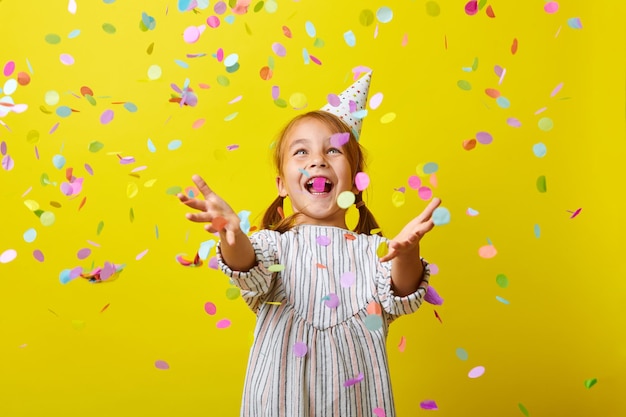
[68,29,81,39]
[147,138,156,152]
[305,21,316,38]
[238,210,251,234]
[532,143,547,158]
[123,102,138,113]
[496,96,510,109]
[59,269,72,284]
[302,48,310,64]
[343,30,356,47]
[174,59,189,69]
[423,162,439,174]
[455,347,469,361]
[198,240,216,260]
[432,207,450,226]
[496,295,510,305]
[168,140,182,150]
[224,15,235,24]
[534,224,541,238]
[56,106,72,118]
[351,109,368,119]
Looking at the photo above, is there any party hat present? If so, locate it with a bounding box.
[321,71,372,138]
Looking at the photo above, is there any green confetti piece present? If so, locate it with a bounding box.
[584,378,597,389]
[364,314,383,331]
[536,175,547,193]
[217,75,230,87]
[253,1,264,12]
[274,98,287,108]
[88,141,104,152]
[225,287,240,300]
[518,403,529,417]
[457,80,471,90]
[496,274,509,288]
[165,186,182,195]
[97,221,104,235]
[129,207,134,223]
[45,34,61,44]
[425,1,440,17]
[102,23,117,34]
[268,264,285,272]
[538,117,554,131]
[313,38,325,48]
[147,42,154,55]
[471,57,479,71]
[478,0,488,10]
[359,9,375,26]
[85,94,97,106]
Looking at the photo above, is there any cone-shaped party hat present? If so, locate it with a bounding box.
[321,71,372,138]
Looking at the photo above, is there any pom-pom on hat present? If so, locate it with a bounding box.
[321,71,372,139]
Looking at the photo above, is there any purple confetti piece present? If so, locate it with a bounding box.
[155,360,170,370]
[33,249,44,262]
[476,131,493,145]
[344,372,364,387]
[316,235,331,246]
[49,122,60,134]
[77,248,91,260]
[272,86,280,100]
[340,271,355,288]
[420,400,438,410]
[100,109,114,124]
[348,100,357,113]
[323,293,340,309]
[293,342,308,358]
[424,286,444,305]
[327,93,341,107]
[330,132,350,147]
[0,141,7,155]
[2,155,14,171]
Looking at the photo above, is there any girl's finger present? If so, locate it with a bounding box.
[186,212,213,223]
[192,174,215,199]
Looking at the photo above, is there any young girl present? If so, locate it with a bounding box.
[178,78,441,416]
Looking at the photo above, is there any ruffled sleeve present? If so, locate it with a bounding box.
[216,229,279,313]
[376,254,430,318]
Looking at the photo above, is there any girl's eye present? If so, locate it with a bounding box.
[327,148,341,154]
[294,149,307,155]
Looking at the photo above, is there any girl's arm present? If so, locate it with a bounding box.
[379,198,441,297]
[178,174,256,272]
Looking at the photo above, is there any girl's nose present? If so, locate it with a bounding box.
[308,155,327,168]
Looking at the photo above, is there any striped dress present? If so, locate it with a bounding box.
[217,224,429,417]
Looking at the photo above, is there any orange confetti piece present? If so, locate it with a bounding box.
[100,303,110,313]
[78,196,87,210]
[434,309,442,323]
[367,301,382,315]
[486,5,495,18]
[316,263,327,269]
[463,139,477,150]
[344,233,356,240]
[398,336,406,352]
[485,88,500,98]
[211,216,227,231]
[511,38,518,55]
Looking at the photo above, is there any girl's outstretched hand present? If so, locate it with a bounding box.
[378,197,442,263]
[177,174,241,246]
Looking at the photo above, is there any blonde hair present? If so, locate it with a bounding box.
[261,110,382,236]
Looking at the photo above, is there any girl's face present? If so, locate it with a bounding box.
[276,117,356,228]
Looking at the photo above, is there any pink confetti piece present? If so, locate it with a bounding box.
[468,366,485,378]
[478,245,497,259]
[3,61,15,77]
[369,92,383,110]
[418,186,432,200]
[373,408,386,417]
[87,240,100,247]
[464,0,478,15]
[100,109,114,124]
[398,336,406,352]
[207,16,220,28]
[568,208,582,219]
[476,131,493,145]
[407,175,421,189]
[216,318,231,329]
[420,400,438,410]
[76,248,91,260]
[327,93,341,107]
[272,42,286,57]
[60,53,75,65]
[340,271,355,287]
[401,33,409,47]
[192,118,205,129]
[352,65,372,79]
[534,107,548,115]
[228,95,243,104]
[550,82,564,97]
[154,360,170,370]
[316,235,331,246]
[216,48,224,62]
[49,122,60,134]
[33,249,44,262]
[293,342,308,358]
[183,25,202,43]
[135,249,149,260]
[2,155,14,171]
[544,1,559,13]
[507,117,522,127]
[309,55,322,65]
[355,172,370,191]
[344,372,364,387]
[226,144,239,151]
[330,132,350,147]
[204,302,217,315]
[323,293,339,309]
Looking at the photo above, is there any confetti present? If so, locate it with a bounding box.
[216,318,231,329]
[204,302,217,315]
[293,342,308,358]
[337,191,355,209]
[154,360,170,370]
[373,408,386,417]
[420,400,438,410]
[354,172,370,191]
[343,31,356,47]
[456,347,469,360]
[464,0,478,16]
[316,235,331,246]
[478,244,497,259]
[536,175,547,193]
[323,293,339,309]
[544,1,559,13]
[532,143,547,157]
[496,274,509,288]
[364,314,383,331]
[468,366,485,378]
[340,271,355,288]
[376,6,393,23]
[0,249,17,264]
[432,207,450,226]
[518,403,530,417]
[344,372,364,387]
[584,378,597,389]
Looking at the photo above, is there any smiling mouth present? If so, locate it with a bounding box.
[305,176,334,194]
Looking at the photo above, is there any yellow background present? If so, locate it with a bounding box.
[1,0,625,415]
